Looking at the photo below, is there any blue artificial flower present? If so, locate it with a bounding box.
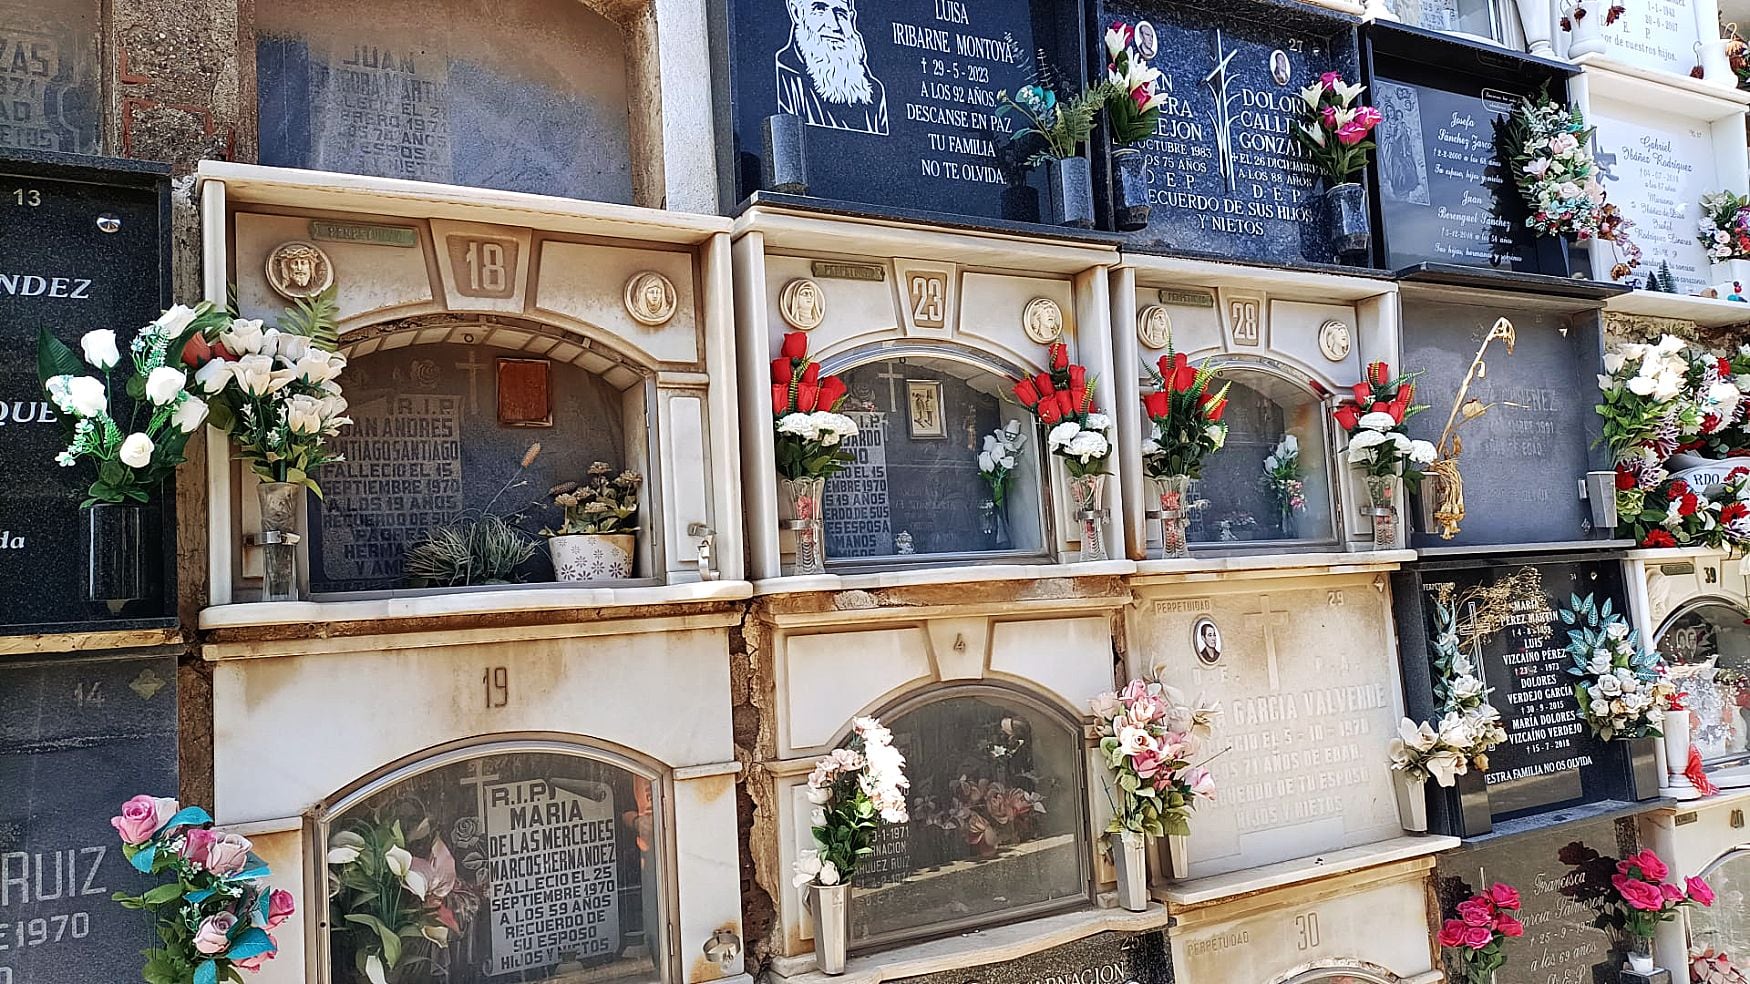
[1016,84,1057,117]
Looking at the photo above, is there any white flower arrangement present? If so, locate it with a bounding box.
[794,717,909,889]
[1391,590,1507,786]
[1045,414,1112,467]
[775,411,860,448]
[1561,594,1675,740]
[977,420,1027,507]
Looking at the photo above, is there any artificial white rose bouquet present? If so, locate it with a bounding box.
[977,420,1028,507]
[38,303,232,504]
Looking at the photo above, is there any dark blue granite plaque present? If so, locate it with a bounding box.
[0,154,175,633]
[1097,0,1362,265]
[0,652,179,984]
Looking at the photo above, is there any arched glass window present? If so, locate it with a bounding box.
[849,688,1088,948]
[821,352,1048,565]
[1655,601,1750,761]
[322,741,666,984]
[1184,368,1335,547]
[1689,849,1750,962]
[255,0,635,201]
[306,325,652,595]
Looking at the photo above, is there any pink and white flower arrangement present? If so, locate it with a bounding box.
[109,794,290,984]
[327,816,473,984]
[794,716,910,888]
[1605,849,1713,955]
[1101,21,1168,149]
[1090,679,1216,837]
[1293,72,1382,184]
[1437,882,1525,984]
[1692,948,1750,984]
[1502,93,1625,252]
[1698,191,1750,262]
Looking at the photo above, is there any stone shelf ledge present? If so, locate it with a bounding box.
[767,903,1169,984]
[1159,835,1458,909]
[1606,289,1750,329]
[199,580,753,632]
[1132,550,1416,581]
[1570,54,1750,110]
[752,560,1137,597]
[1624,545,1741,563]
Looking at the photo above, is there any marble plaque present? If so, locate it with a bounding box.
[1100,0,1362,265]
[0,158,173,630]
[0,0,101,155]
[1590,96,1715,292]
[1131,578,1403,877]
[0,654,179,984]
[725,0,1077,222]
[1593,0,1703,78]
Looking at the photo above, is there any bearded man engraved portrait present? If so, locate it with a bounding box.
[775,0,890,136]
[265,241,334,300]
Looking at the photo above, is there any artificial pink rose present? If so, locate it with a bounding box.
[1130,743,1166,780]
[1661,882,1684,902]
[1622,849,1669,881]
[1186,766,1216,800]
[1463,925,1494,949]
[1687,876,1717,906]
[235,947,275,973]
[1457,897,1496,927]
[1354,105,1382,131]
[1437,919,1468,948]
[1613,874,1667,912]
[193,912,237,955]
[1336,121,1371,146]
[1495,914,1525,938]
[110,795,178,845]
[202,831,254,877]
[184,827,217,866]
[265,888,297,929]
[1487,882,1522,910]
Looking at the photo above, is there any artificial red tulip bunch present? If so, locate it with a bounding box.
[1012,341,1111,477]
[1140,346,1229,479]
[1332,361,1435,482]
[771,331,858,481]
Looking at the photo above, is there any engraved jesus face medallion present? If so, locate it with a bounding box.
[265,240,335,300]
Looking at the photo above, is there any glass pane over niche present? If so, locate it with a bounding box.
[1690,850,1750,962]
[1655,603,1750,762]
[1384,0,1505,41]
[852,691,1087,946]
[325,746,664,984]
[309,342,633,593]
[256,0,633,200]
[0,0,102,154]
[823,356,1046,564]
[1185,370,1334,546]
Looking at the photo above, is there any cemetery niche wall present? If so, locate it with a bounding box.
[733,205,1123,580]
[1094,0,1368,268]
[1393,554,1661,838]
[715,0,1086,225]
[0,153,177,634]
[1638,552,1750,785]
[197,161,742,607]
[1363,22,1582,278]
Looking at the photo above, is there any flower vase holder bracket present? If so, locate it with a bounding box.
[782,476,828,576]
[252,481,305,603]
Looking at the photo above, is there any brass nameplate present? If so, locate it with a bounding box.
[1158,289,1215,308]
[310,219,419,248]
[812,261,886,282]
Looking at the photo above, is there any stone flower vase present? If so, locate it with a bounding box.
[1663,707,1701,798]
[1392,769,1429,833]
[782,476,828,576]
[550,533,635,581]
[1111,831,1149,911]
[1048,156,1095,228]
[1564,0,1607,57]
[809,881,849,975]
[1114,151,1152,231]
[1150,474,1192,560]
[83,501,148,611]
[1325,182,1370,256]
[1069,473,1109,562]
[256,481,304,603]
[1516,0,1557,56]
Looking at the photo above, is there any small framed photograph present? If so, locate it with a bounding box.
[1192,616,1223,666]
[906,379,946,439]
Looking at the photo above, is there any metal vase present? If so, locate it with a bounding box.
[1114,152,1152,231]
[1048,156,1095,228]
[1111,831,1149,911]
[1325,182,1370,256]
[1393,770,1428,833]
[1150,474,1192,559]
[1069,472,1108,563]
[83,501,148,611]
[1362,474,1399,550]
[809,881,849,975]
[782,476,828,576]
[257,481,304,602]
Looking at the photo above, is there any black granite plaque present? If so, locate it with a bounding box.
[720,0,1082,223]
[0,154,174,632]
[1394,556,1655,834]
[1435,813,1638,984]
[1400,295,1610,548]
[0,651,179,984]
[887,931,1171,984]
[0,0,102,156]
[1364,23,1576,276]
[1098,0,1361,265]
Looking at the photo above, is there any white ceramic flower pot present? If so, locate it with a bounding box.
[1627,949,1657,974]
[1712,258,1750,298]
[1516,0,1556,56]
[549,533,635,581]
[1564,0,1606,57]
[1393,770,1429,832]
[1699,39,1737,87]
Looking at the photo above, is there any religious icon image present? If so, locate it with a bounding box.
[781,277,827,330]
[1137,305,1172,351]
[1192,616,1223,666]
[1318,319,1352,362]
[1270,49,1293,86]
[906,379,946,439]
[1375,80,1431,206]
[265,240,335,300]
[1022,297,1065,344]
[774,0,890,136]
[624,271,678,326]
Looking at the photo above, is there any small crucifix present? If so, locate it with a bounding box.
[458,758,501,823]
[873,363,908,413]
[456,350,490,414]
[1244,594,1290,690]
